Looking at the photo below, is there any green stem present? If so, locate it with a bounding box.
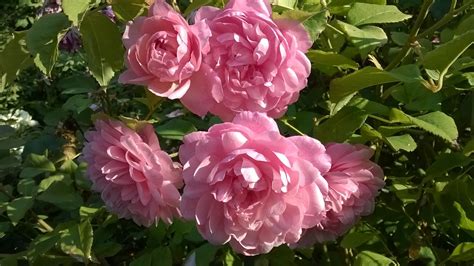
[280,119,305,136]
[368,114,393,124]
[418,0,473,39]
[320,0,327,8]
[37,217,54,233]
[374,140,383,164]
[144,106,157,121]
[1,185,53,233]
[364,222,396,258]
[326,23,345,36]
[385,0,435,70]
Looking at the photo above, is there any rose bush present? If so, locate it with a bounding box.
[1,0,472,264]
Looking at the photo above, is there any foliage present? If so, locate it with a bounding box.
[0,0,473,265]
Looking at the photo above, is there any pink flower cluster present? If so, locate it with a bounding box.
[179,112,384,255]
[119,0,311,121]
[83,113,384,255]
[82,0,385,257]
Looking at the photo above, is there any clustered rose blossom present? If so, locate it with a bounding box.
[83,119,182,226]
[119,0,213,100]
[179,112,331,255]
[297,143,385,246]
[119,0,311,121]
[83,0,386,257]
[183,0,312,121]
[178,112,384,255]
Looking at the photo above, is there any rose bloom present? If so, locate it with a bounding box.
[179,112,330,255]
[83,119,182,226]
[297,143,385,246]
[182,0,312,121]
[119,0,212,100]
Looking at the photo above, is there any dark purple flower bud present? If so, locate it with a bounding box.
[59,27,82,53]
[101,5,116,23]
[38,0,62,16]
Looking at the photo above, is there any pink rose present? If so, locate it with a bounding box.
[83,119,183,226]
[179,112,330,255]
[181,0,312,121]
[297,143,385,246]
[119,0,213,100]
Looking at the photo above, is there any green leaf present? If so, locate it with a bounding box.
[37,181,83,210]
[196,244,218,266]
[275,9,328,42]
[0,222,10,239]
[28,231,62,260]
[20,154,56,178]
[80,11,124,86]
[0,256,17,266]
[111,0,147,21]
[38,175,71,193]
[347,3,412,26]
[94,242,122,258]
[391,179,420,205]
[224,249,241,266]
[435,176,474,236]
[272,0,297,10]
[341,232,375,248]
[389,109,458,143]
[354,251,396,266]
[302,10,329,42]
[0,32,33,87]
[58,74,97,94]
[388,64,423,83]
[307,50,359,70]
[62,0,90,26]
[0,138,25,150]
[314,106,368,142]
[59,220,94,263]
[268,245,295,266]
[334,21,387,57]
[7,196,34,225]
[184,0,213,16]
[330,67,397,102]
[384,134,417,152]
[329,0,386,15]
[390,82,442,111]
[348,97,390,116]
[79,206,100,220]
[0,125,15,139]
[17,179,37,196]
[130,246,172,266]
[463,138,474,156]
[26,13,71,75]
[156,119,197,140]
[63,95,93,113]
[455,14,474,37]
[449,242,474,262]
[426,153,471,179]
[423,30,474,88]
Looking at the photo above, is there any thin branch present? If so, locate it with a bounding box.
[418,0,473,39]
[385,0,435,70]
[280,119,305,136]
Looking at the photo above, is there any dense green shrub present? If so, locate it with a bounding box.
[0,0,473,265]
